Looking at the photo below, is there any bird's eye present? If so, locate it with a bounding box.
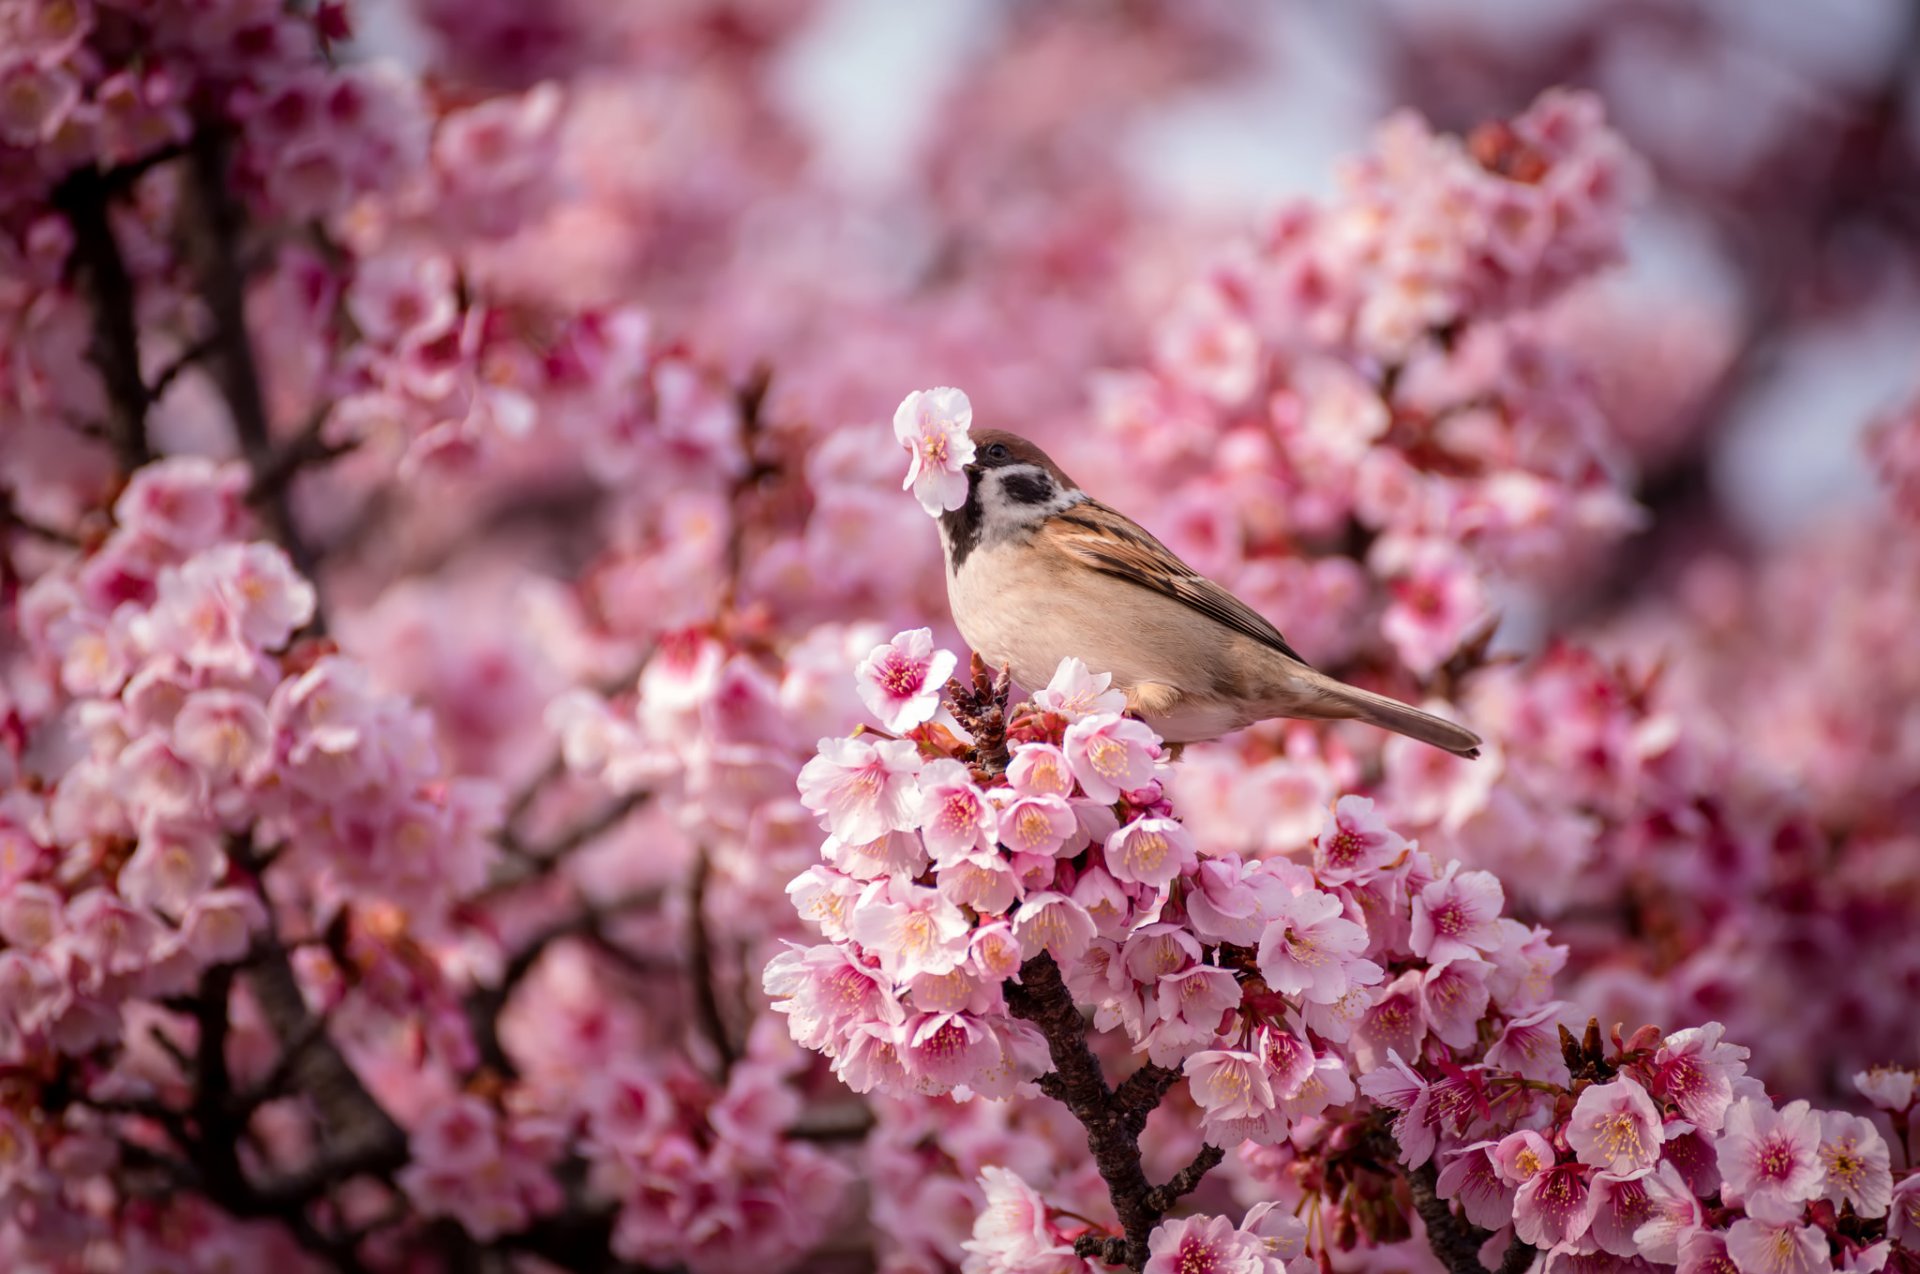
[984,443,1010,461]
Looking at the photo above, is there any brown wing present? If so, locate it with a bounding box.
[1048,500,1314,667]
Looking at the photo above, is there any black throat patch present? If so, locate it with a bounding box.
[940,478,983,571]
[1001,469,1055,505]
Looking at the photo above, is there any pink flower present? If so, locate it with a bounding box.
[1104,816,1196,888]
[1419,957,1492,1049]
[1357,1052,1436,1166]
[994,790,1078,859]
[1725,1218,1828,1274]
[1816,1112,1892,1219]
[1493,1130,1556,1186]
[1143,1215,1264,1274]
[823,830,929,881]
[1589,1170,1656,1257]
[1006,743,1075,797]
[1632,1161,1705,1263]
[1350,971,1427,1074]
[894,387,976,516]
[1011,892,1096,962]
[1890,1175,1920,1248]
[1150,965,1240,1060]
[1567,1077,1663,1174]
[797,736,924,843]
[171,689,270,785]
[763,943,901,1052]
[1653,1022,1751,1132]
[963,1166,1071,1271]
[1679,1231,1741,1274]
[1513,1162,1595,1250]
[1716,1098,1825,1222]
[348,249,460,347]
[917,760,998,864]
[117,822,226,917]
[1184,856,1274,947]
[1061,712,1159,804]
[1031,658,1127,721]
[902,1011,1002,1092]
[1313,795,1406,885]
[1437,1142,1514,1230]
[1410,861,1504,963]
[856,628,957,732]
[1486,1001,1574,1084]
[1379,543,1491,677]
[1853,1066,1916,1112]
[178,890,266,965]
[847,881,971,982]
[1257,888,1381,1004]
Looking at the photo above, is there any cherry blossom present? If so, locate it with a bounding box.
[857,628,959,733]
[895,386,977,517]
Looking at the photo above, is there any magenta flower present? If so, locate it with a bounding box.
[1410,860,1504,963]
[1567,1076,1664,1174]
[894,386,976,516]
[796,736,923,843]
[1256,888,1381,1005]
[1062,712,1159,804]
[855,628,957,733]
[1653,1021,1750,1133]
[1716,1098,1825,1222]
[1313,794,1407,885]
[1816,1111,1892,1219]
[1725,1217,1829,1274]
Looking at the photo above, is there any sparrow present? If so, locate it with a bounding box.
[936,429,1483,757]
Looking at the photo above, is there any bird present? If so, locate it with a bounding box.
[936,428,1483,757]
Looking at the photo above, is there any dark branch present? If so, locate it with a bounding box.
[1406,1158,1534,1274]
[1003,954,1218,1270]
[53,165,151,473]
[687,847,737,1075]
[183,127,323,606]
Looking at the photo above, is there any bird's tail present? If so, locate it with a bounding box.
[1291,672,1483,758]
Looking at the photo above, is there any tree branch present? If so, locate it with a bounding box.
[183,127,323,604]
[1003,954,1215,1270]
[53,165,151,474]
[1406,1158,1535,1274]
[687,847,737,1075]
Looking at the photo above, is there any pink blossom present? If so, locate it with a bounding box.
[1061,712,1159,804]
[1716,1098,1825,1221]
[1486,1001,1574,1084]
[1010,893,1096,963]
[903,1011,1003,1093]
[1410,861,1504,963]
[1725,1218,1828,1274]
[1588,1170,1655,1257]
[1313,795,1407,885]
[918,760,998,864]
[1567,1076,1663,1174]
[1513,1162,1595,1250]
[1890,1175,1920,1248]
[1184,855,1272,947]
[1653,1022,1751,1132]
[1030,658,1127,722]
[117,822,226,916]
[1150,965,1240,1060]
[178,890,266,965]
[171,689,270,785]
[1103,816,1195,888]
[1379,543,1491,677]
[894,387,976,516]
[1350,971,1427,1074]
[963,1166,1072,1272]
[348,249,460,347]
[1357,1051,1436,1166]
[762,943,900,1053]
[1679,1231,1742,1274]
[856,629,958,732]
[1419,956,1492,1049]
[1632,1161,1705,1263]
[1143,1215,1264,1274]
[823,830,929,881]
[1493,1130,1557,1186]
[797,736,924,843]
[1006,743,1076,797]
[1437,1142,1514,1231]
[994,790,1078,859]
[847,882,971,982]
[1256,888,1381,1004]
[1853,1066,1916,1112]
[1816,1111,1892,1219]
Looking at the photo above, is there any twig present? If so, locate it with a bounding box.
[183,127,323,607]
[246,403,354,505]
[146,332,219,401]
[1002,954,1213,1270]
[53,165,151,473]
[687,847,737,1075]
